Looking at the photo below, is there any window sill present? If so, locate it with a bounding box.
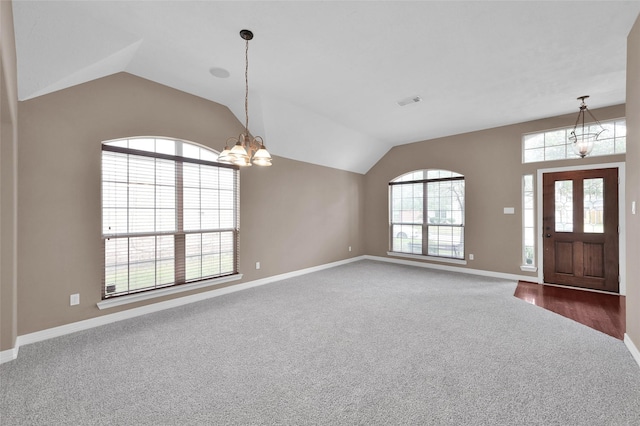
[97,274,243,310]
[520,265,538,272]
[387,252,467,265]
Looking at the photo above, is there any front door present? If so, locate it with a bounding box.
[542,168,619,293]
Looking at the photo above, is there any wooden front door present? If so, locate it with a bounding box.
[542,168,619,293]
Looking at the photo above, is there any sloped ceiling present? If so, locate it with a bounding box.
[12,1,640,173]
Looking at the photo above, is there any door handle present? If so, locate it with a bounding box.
[546,233,552,238]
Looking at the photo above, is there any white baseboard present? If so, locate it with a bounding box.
[1,256,366,364]
[366,255,535,282]
[624,334,640,369]
[3,254,637,370]
[0,346,19,364]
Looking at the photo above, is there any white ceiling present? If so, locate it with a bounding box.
[12,1,640,174]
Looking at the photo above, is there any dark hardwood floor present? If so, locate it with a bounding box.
[514,281,626,340]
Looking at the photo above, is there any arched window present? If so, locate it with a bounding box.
[101,137,239,298]
[389,169,465,260]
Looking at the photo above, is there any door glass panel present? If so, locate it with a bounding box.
[584,178,604,233]
[555,180,573,232]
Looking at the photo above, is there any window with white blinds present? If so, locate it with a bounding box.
[101,137,239,299]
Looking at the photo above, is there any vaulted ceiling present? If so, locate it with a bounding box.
[12,1,640,173]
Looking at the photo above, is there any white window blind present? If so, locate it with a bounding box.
[101,137,239,299]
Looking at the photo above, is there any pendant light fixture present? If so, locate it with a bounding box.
[218,29,272,167]
[569,95,606,158]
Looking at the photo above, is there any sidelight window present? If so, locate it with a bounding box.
[522,175,535,266]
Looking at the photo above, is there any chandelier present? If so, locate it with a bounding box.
[218,30,272,167]
[569,95,606,158]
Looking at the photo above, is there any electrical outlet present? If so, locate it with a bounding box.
[469,254,474,261]
[348,246,352,252]
[256,261,261,270]
[70,293,80,306]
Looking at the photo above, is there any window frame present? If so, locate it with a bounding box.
[101,137,240,301]
[521,174,536,271]
[522,118,626,163]
[388,170,465,262]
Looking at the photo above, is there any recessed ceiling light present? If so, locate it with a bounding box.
[209,67,230,78]
[397,95,422,106]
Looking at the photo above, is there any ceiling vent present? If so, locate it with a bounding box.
[397,96,422,106]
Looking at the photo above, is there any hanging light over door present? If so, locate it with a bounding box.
[569,95,606,158]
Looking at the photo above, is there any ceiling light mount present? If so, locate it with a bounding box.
[209,67,230,78]
[239,29,254,41]
[569,95,606,158]
[218,29,272,167]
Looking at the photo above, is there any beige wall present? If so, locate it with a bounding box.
[241,156,363,281]
[626,14,640,348]
[17,72,364,335]
[1,0,19,352]
[364,105,625,277]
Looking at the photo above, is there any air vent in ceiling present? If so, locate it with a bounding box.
[397,96,422,106]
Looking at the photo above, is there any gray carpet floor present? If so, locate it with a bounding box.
[2,260,640,425]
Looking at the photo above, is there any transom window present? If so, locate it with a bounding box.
[389,170,465,260]
[101,137,239,298]
[523,118,626,163]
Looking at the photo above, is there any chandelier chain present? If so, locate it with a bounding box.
[571,98,586,133]
[571,97,604,137]
[244,38,249,134]
[585,108,604,129]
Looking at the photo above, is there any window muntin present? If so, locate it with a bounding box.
[101,137,239,298]
[390,170,465,260]
[523,119,626,163]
